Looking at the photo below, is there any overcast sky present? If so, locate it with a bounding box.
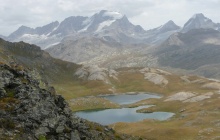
[0,0,220,36]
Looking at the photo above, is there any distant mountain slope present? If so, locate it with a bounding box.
[153,28,220,78]
[46,36,120,63]
[147,20,181,35]
[143,20,181,44]
[0,38,79,83]
[7,21,61,49]
[49,16,87,36]
[8,21,59,40]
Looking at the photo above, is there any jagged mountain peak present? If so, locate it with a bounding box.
[102,10,124,19]
[8,25,34,40]
[18,25,32,30]
[148,20,180,34]
[90,10,124,25]
[158,20,180,32]
[13,25,33,33]
[64,15,87,21]
[182,13,217,33]
[192,13,206,19]
[165,20,177,26]
[81,10,125,33]
[190,13,213,23]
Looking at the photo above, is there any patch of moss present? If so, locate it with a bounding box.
[4,87,16,97]
[0,119,15,129]
[38,135,46,140]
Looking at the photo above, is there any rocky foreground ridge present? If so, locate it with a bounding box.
[0,64,137,140]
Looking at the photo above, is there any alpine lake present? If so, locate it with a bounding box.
[75,92,174,125]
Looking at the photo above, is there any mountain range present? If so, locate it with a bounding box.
[4,10,180,49]
[1,10,220,79]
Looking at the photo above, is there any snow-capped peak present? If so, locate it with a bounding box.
[79,10,124,33]
[102,11,124,20]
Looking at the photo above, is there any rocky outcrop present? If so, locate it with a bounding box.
[139,68,169,86]
[183,92,213,103]
[165,92,196,101]
[0,64,135,140]
[202,82,220,90]
[74,65,118,84]
[144,73,168,85]
[165,91,213,103]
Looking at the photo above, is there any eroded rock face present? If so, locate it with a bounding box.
[0,64,135,140]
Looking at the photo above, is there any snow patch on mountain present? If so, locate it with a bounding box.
[82,18,92,26]
[96,20,116,32]
[44,42,60,49]
[102,11,123,19]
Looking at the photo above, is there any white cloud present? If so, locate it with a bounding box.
[0,0,220,36]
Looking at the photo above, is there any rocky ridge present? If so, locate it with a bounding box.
[0,64,137,140]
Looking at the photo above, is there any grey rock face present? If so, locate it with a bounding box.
[46,36,118,63]
[50,16,87,36]
[35,21,59,35]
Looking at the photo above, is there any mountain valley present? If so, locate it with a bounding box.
[1,9,220,140]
